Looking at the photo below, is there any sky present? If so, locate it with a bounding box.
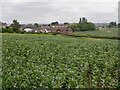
[118,1,120,23]
[0,0,119,24]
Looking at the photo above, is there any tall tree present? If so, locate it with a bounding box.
[11,20,20,32]
[109,22,117,28]
[79,17,95,31]
[69,17,95,31]
[82,17,87,23]
[79,18,82,24]
[51,21,59,25]
[118,23,120,28]
[64,22,69,25]
[34,23,39,27]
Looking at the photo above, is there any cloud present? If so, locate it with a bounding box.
[1,0,119,2]
[1,0,119,24]
[118,1,120,23]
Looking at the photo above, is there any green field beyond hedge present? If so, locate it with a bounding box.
[2,34,119,88]
[75,28,118,37]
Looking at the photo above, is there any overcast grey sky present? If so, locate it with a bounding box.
[0,0,119,24]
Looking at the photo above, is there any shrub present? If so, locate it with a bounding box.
[52,32,58,35]
[80,22,96,31]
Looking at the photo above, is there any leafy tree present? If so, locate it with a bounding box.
[79,18,82,24]
[2,26,13,33]
[7,26,14,33]
[82,17,87,23]
[2,28,7,33]
[109,22,117,28]
[69,23,79,32]
[118,23,120,28]
[51,21,59,25]
[69,18,96,31]
[11,20,21,32]
[79,17,95,31]
[34,23,39,27]
[87,22,96,30]
[64,22,69,25]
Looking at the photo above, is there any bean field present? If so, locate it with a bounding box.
[2,33,119,88]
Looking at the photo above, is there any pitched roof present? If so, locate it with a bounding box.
[52,26,72,31]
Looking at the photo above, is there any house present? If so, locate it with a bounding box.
[24,28,33,32]
[40,29,48,33]
[0,22,7,28]
[21,24,35,32]
[39,26,53,33]
[20,23,73,34]
[52,26,73,34]
[94,23,109,29]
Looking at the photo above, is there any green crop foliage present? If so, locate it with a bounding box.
[2,34,119,88]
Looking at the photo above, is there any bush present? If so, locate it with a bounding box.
[7,27,14,33]
[80,22,96,31]
[69,24,79,32]
[2,27,14,33]
[69,18,96,31]
[20,30,26,34]
[51,32,58,35]
[0,29,2,33]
